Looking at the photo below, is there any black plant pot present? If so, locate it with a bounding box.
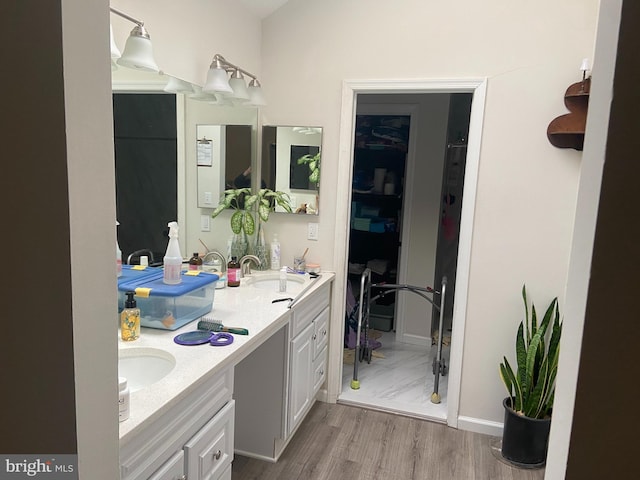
[501,397,551,467]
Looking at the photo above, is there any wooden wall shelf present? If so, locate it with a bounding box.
[547,77,590,151]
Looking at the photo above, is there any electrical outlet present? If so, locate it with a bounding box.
[200,215,210,232]
[204,191,213,205]
[308,222,319,240]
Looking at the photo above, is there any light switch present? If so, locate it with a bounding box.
[200,215,210,232]
[308,222,319,240]
[204,191,213,205]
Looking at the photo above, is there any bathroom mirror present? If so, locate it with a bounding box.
[196,124,253,208]
[261,126,322,215]
[112,67,258,259]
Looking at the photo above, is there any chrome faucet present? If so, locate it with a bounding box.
[202,250,227,273]
[239,255,261,277]
[126,248,155,265]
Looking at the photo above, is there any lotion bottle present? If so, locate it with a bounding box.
[188,252,203,270]
[120,291,140,341]
[163,221,183,285]
[118,377,130,422]
[270,234,281,270]
[227,256,240,287]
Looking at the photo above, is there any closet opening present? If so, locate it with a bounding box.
[338,92,473,423]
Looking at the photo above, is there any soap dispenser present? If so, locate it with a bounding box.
[163,221,183,285]
[120,291,140,341]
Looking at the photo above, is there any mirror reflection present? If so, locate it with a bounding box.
[112,67,258,261]
[262,126,322,215]
[196,124,253,208]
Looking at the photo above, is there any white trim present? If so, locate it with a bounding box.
[457,415,503,437]
[328,78,488,431]
[545,2,622,479]
[446,79,487,429]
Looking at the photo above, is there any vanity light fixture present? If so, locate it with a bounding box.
[110,24,121,71]
[228,69,250,101]
[110,6,159,72]
[203,54,266,105]
[164,76,193,94]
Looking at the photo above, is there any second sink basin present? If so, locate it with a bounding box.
[118,347,176,393]
[245,273,306,293]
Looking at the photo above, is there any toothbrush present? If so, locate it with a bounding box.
[197,319,249,335]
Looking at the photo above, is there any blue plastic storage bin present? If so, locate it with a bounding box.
[118,271,219,330]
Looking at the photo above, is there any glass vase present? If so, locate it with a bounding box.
[252,221,270,270]
[229,232,248,260]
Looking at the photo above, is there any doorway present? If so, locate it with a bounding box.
[327,79,487,428]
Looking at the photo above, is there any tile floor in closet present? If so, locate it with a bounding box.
[339,330,450,422]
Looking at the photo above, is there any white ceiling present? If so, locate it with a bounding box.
[236,0,290,19]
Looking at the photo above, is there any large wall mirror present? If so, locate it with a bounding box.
[112,68,258,261]
[262,126,322,215]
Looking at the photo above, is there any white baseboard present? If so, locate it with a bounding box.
[457,415,503,437]
[315,388,329,403]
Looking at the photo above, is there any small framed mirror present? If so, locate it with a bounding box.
[262,125,322,215]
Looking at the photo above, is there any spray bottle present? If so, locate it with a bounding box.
[163,221,183,285]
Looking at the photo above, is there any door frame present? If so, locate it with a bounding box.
[327,78,487,427]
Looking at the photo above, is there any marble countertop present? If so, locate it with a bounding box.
[118,270,334,445]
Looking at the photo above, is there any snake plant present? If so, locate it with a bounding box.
[211,188,292,235]
[499,285,562,419]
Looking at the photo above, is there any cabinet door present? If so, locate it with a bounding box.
[313,307,329,359]
[184,400,235,480]
[148,451,185,480]
[312,346,328,395]
[288,322,314,436]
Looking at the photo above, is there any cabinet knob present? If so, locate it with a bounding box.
[312,334,317,340]
[177,475,187,480]
[323,329,327,336]
[319,369,324,376]
[214,449,222,461]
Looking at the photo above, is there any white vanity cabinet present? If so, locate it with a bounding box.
[120,368,234,480]
[287,282,330,436]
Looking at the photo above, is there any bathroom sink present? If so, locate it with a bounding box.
[118,347,176,393]
[245,273,306,294]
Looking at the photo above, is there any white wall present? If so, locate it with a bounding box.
[260,0,600,429]
[62,0,120,476]
[111,0,262,86]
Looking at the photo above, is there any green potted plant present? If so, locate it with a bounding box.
[210,188,292,263]
[498,285,562,467]
[297,151,321,187]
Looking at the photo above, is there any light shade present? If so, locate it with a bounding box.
[203,63,233,94]
[228,70,250,101]
[247,78,266,106]
[189,85,218,102]
[117,25,159,72]
[164,76,193,94]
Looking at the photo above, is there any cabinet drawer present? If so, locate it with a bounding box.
[184,400,235,480]
[290,282,330,338]
[312,346,328,395]
[313,307,329,358]
[120,368,233,480]
[148,450,184,480]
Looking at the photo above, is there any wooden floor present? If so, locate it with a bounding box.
[232,402,545,480]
